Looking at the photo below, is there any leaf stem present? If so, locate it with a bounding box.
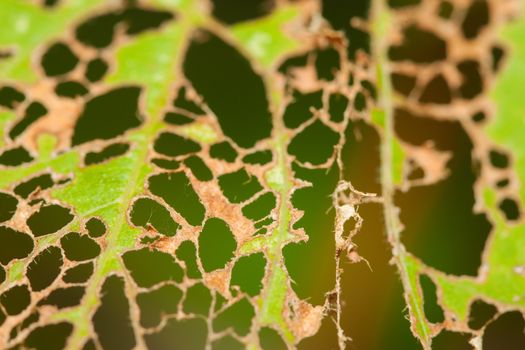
[372,0,432,347]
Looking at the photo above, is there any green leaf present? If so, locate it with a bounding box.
[1,0,525,349]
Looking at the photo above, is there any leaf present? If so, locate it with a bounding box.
[376,0,525,348]
[1,0,525,349]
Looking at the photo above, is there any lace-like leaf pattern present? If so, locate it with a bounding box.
[0,0,524,349]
